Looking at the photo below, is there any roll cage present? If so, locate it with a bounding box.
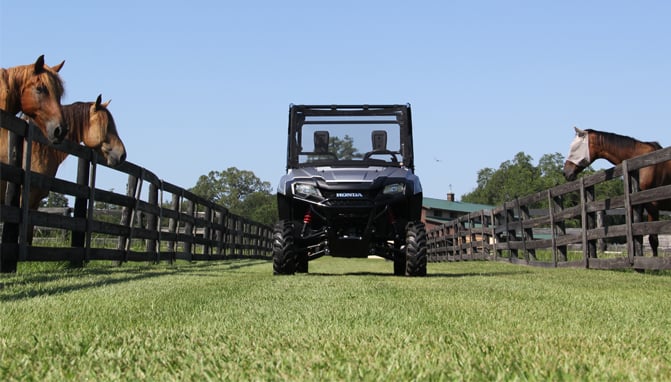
[286,104,415,171]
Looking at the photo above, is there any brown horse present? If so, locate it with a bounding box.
[25,94,127,209]
[1,55,67,144]
[563,127,671,256]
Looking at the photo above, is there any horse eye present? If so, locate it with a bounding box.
[36,85,48,95]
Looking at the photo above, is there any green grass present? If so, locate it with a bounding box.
[1,258,669,381]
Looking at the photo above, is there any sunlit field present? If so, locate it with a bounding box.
[1,258,669,381]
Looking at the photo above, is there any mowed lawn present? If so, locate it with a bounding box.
[0,257,669,381]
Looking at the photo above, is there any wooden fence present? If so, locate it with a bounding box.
[427,146,671,271]
[1,110,272,273]
[4,109,671,273]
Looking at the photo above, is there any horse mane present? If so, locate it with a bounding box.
[34,102,95,164]
[13,64,65,99]
[586,129,663,150]
[62,102,92,144]
[63,101,117,145]
[648,141,664,150]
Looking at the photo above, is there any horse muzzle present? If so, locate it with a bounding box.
[44,120,68,144]
[104,146,127,167]
[562,161,582,181]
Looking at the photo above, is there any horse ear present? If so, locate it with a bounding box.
[34,55,46,73]
[50,60,65,73]
[93,94,111,110]
[574,126,586,136]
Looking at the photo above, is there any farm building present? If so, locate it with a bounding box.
[421,193,494,231]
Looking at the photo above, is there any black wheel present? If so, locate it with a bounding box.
[404,221,427,277]
[273,220,297,275]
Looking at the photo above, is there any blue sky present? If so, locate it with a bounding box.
[2,1,670,201]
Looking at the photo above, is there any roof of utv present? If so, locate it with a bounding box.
[286,104,415,171]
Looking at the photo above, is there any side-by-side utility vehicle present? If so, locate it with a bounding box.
[274,104,427,276]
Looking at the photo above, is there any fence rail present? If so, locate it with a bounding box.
[1,110,272,273]
[427,146,671,271]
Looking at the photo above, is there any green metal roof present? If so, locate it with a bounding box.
[422,197,493,214]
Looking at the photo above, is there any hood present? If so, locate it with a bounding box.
[293,166,412,183]
[278,166,422,194]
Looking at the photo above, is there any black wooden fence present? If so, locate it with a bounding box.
[427,146,671,271]
[1,110,272,273]
[5,109,671,273]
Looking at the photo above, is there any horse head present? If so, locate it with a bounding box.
[563,127,591,181]
[19,55,68,144]
[84,94,126,167]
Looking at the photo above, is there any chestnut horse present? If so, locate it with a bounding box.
[0,55,67,144]
[25,94,127,209]
[563,127,671,256]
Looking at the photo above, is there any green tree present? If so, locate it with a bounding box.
[331,135,362,160]
[41,192,69,208]
[536,153,566,190]
[461,151,625,209]
[237,191,277,226]
[462,151,541,205]
[190,167,276,225]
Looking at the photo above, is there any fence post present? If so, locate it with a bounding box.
[203,204,212,257]
[166,193,180,261]
[116,174,138,265]
[518,197,536,261]
[550,191,567,262]
[70,157,90,268]
[215,208,226,256]
[489,209,496,260]
[596,211,606,252]
[505,201,519,261]
[579,177,589,268]
[493,209,505,259]
[19,122,35,261]
[585,183,597,259]
[146,182,159,262]
[183,199,194,260]
[622,160,643,265]
[1,123,23,273]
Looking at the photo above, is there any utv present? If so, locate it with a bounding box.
[274,104,426,276]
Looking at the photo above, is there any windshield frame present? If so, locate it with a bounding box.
[286,104,414,171]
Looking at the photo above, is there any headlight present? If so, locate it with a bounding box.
[293,183,322,197]
[383,183,406,195]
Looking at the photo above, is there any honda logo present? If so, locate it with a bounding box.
[336,192,364,198]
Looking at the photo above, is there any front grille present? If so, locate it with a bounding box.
[322,190,374,198]
[324,199,374,208]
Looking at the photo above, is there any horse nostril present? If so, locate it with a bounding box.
[58,124,68,138]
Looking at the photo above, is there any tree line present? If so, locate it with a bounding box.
[461,151,623,206]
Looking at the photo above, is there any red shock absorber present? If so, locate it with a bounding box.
[387,208,396,224]
[302,210,312,235]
